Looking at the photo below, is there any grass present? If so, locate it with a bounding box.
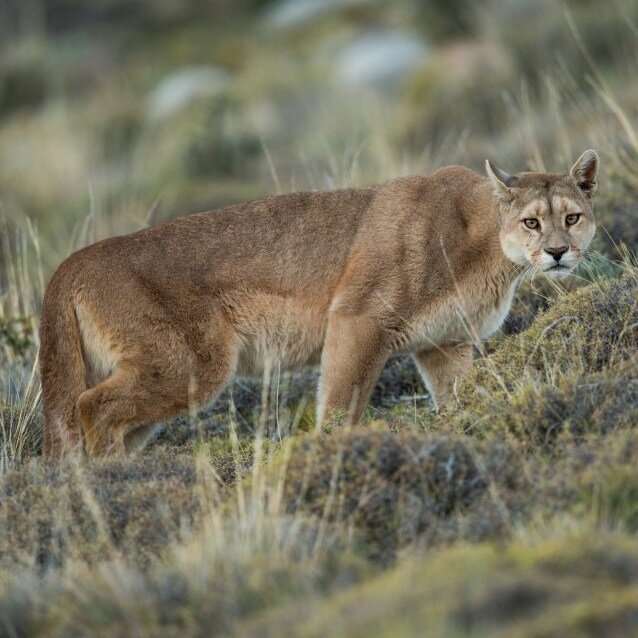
[1,0,638,635]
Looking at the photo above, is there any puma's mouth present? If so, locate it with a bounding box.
[543,262,574,277]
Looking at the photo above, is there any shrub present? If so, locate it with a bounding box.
[456,357,638,449]
[0,451,200,571]
[272,426,526,560]
[0,43,49,116]
[460,271,638,408]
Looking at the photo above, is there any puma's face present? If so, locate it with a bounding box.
[498,187,596,278]
[486,150,598,278]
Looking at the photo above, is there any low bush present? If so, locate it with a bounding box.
[459,271,638,410]
[271,426,528,560]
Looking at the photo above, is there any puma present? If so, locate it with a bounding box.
[39,150,598,458]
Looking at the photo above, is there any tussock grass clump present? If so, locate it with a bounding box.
[0,506,363,638]
[0,401,42,469]
[272,426,526,559]
[500,275,589,339]
[252,532,638,638]
[458,271,638,417]
[574,429,638,533]
[0,451,200,571]
[457,357,638,448]
[454,271,638,449]
[3,528,638,637]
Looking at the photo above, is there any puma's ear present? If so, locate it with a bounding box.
[485,159,513,201]
[570,149,599,198]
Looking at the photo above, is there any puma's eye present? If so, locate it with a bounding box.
[566,213,581,226]
[523,218,540,230]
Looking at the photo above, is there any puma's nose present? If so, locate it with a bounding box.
[544,246,569,262]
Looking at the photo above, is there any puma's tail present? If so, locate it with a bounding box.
[39,267,86,460]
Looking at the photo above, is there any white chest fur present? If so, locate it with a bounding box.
[401,278,518,353]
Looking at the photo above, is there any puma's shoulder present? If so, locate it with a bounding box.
[378,166,487,199]
[372,167,491,230]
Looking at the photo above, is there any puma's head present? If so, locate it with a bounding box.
[485,150,598,278]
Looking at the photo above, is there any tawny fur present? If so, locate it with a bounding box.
[39,151,599,459]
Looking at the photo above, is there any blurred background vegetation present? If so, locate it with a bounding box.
[1,0,637,269]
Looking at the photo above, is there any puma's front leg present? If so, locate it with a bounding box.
[317,315,389,426]
[413,343,473,411]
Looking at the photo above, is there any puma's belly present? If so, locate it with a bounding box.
[228,294,327,377]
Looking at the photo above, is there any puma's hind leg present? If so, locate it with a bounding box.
[76,366,140,457]
[76,325,239,458]
[123,422,163,454]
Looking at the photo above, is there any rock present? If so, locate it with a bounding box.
[147,66,231,119]
[262,0,374,30]
[334,31,428,87]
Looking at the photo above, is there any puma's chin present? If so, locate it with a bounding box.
[542,263,575,279]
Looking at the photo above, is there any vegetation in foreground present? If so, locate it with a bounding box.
[1,0,638,635]
[2,270,638,636]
